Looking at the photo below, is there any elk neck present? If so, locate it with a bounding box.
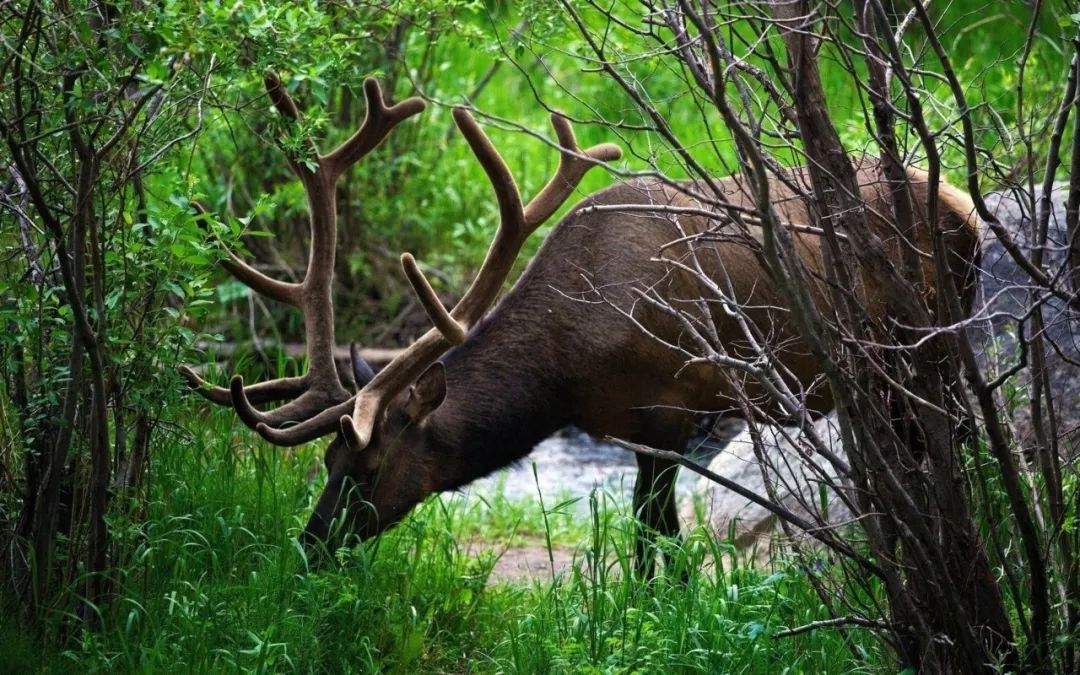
[422,303,573,492]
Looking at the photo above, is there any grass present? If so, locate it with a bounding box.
[1,405,886,674]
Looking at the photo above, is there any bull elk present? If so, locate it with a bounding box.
[181,76,981,573]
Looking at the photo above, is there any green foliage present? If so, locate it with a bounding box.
[10,406,882,674]
[0,0,239,615]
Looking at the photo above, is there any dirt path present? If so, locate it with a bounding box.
[476,538,780,585]
[480,542,580,585]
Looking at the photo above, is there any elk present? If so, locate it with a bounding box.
[181,76,981,573]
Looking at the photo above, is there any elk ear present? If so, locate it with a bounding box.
[350,342,375,389]
[405,362,446,422]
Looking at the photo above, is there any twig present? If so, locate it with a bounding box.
[575,201,849,242]
[3,164,44,287]
[191,339,403,368]
[442,19,532,143]
[774,615,891,639]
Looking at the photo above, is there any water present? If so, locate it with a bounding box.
[465,428,637,504]
[462,424,740,509]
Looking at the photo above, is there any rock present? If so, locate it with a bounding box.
[978,187,1080,444]
[681,413,851,549]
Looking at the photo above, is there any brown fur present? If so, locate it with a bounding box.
[308,161,981,570]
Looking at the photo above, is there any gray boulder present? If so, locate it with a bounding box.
[978,187,1080,442]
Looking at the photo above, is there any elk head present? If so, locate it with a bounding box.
[181,75,620,554]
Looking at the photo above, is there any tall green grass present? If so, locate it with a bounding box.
[1,403,884,673]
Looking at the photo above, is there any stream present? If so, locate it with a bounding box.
[462,423,740,511]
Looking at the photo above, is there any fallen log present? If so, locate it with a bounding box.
[187,341,405,385]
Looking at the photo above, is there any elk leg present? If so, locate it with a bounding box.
[632,451,683,578]
[629,410,691,577]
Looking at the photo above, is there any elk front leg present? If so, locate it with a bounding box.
[629,411,691,578]
[632,452,682,578]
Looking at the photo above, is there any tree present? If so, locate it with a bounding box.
[0,0,224,621]
[536,0,1078,671]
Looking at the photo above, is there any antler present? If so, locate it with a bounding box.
[180,73,426,431]
[324,110,621,449]
[221,108,619,448]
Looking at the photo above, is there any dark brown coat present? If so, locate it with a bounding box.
[307,162,981,569]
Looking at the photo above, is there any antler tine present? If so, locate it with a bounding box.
[443,106,533,330]
[178,365,234,406]
[219,255,300,306]
[264,72,301,122]
[523,113,622,227]
[451,107,526,239]
[323,78,426,179]
[229,375,350,429]
[191,202,300,306]
[178,365,307,407]
[254,395,360,447]
[263,72,322,176]
[402,253,467,346]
